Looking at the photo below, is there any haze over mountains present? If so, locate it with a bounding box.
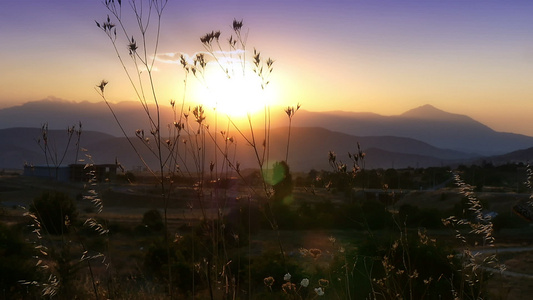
[292,104,533,156]
[0,99,532,171]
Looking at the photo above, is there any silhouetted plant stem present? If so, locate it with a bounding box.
[99,6,290,296]
[72,227,99,300]
[284,104,300,163]
[97,91,157,178]
[99,1,176,297]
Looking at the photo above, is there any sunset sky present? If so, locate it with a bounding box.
[1,1,533,135]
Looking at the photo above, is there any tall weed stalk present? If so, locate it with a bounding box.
[21,127,112,299]
[442,171,503,299]
[96,1,291,298]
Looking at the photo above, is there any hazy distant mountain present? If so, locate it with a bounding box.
[0,126,475,171]
[267,127,471,171]
[0,127,116,169]
[0,99,176,137]
[1,99,532,161]
[292,104,533,156]
[486,147,533,165]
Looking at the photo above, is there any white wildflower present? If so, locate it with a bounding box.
[301,278,309,287]
[315,287,324,296]
[284,273,291,281]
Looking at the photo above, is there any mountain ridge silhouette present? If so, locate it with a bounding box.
[0,100,532,171]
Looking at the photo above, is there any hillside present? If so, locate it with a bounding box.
[0,99,175,138]
[292,105,533,155]
[0,126,479,172]
[1,100,533,166]
[487,147,533,165]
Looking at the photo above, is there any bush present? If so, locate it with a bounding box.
[142,209,164,232]
[247,250,302,295]
[143,238,193,293]
[0,222,40,298]
[225,201,262,238]
[399,204,444,229]
[29,191,78,235]
[492,212,529,231]
[354,232,462,299]
[360,200,393,229]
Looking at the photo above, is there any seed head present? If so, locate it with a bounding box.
[263,276,275,287]
[97,80,108,93]
[232,19,243,32]
[128,36,138,55]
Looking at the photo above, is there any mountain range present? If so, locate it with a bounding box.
[0,99,532,171]
[291,105,533,156]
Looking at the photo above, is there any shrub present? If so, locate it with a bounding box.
[29,191,78,235]
[492,212,529,231]
[399,204,444,229]
[0,222,40,298]
[266,202,297,230]
[142,209,164,232]
[247,250,302,294]
[143,238,193,294]
[354,231,461,299]
[225,201,262,238]
[360,200,393,229]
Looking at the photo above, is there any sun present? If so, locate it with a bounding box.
[192,63,277,118]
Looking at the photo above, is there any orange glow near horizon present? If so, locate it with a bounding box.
[3,2,533,136]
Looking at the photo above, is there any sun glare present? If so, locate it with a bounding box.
[192,62,278,118]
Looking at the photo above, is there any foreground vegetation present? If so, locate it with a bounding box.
[1,161,533,299]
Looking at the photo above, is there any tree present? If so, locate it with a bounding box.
[271,161,293,203]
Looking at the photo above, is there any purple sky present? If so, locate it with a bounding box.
[1,1,533,135]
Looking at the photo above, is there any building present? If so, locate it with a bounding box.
[23,164,118,182]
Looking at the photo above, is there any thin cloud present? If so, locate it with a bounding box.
[155,49,247,66]
[154,52,184,64]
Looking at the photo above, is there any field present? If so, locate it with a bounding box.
[0,168,533,299]
[2,170,533,299]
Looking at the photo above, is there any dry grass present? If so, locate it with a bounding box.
[396,188,531,214]
[488,271,533,299]
[5,174,533,298]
